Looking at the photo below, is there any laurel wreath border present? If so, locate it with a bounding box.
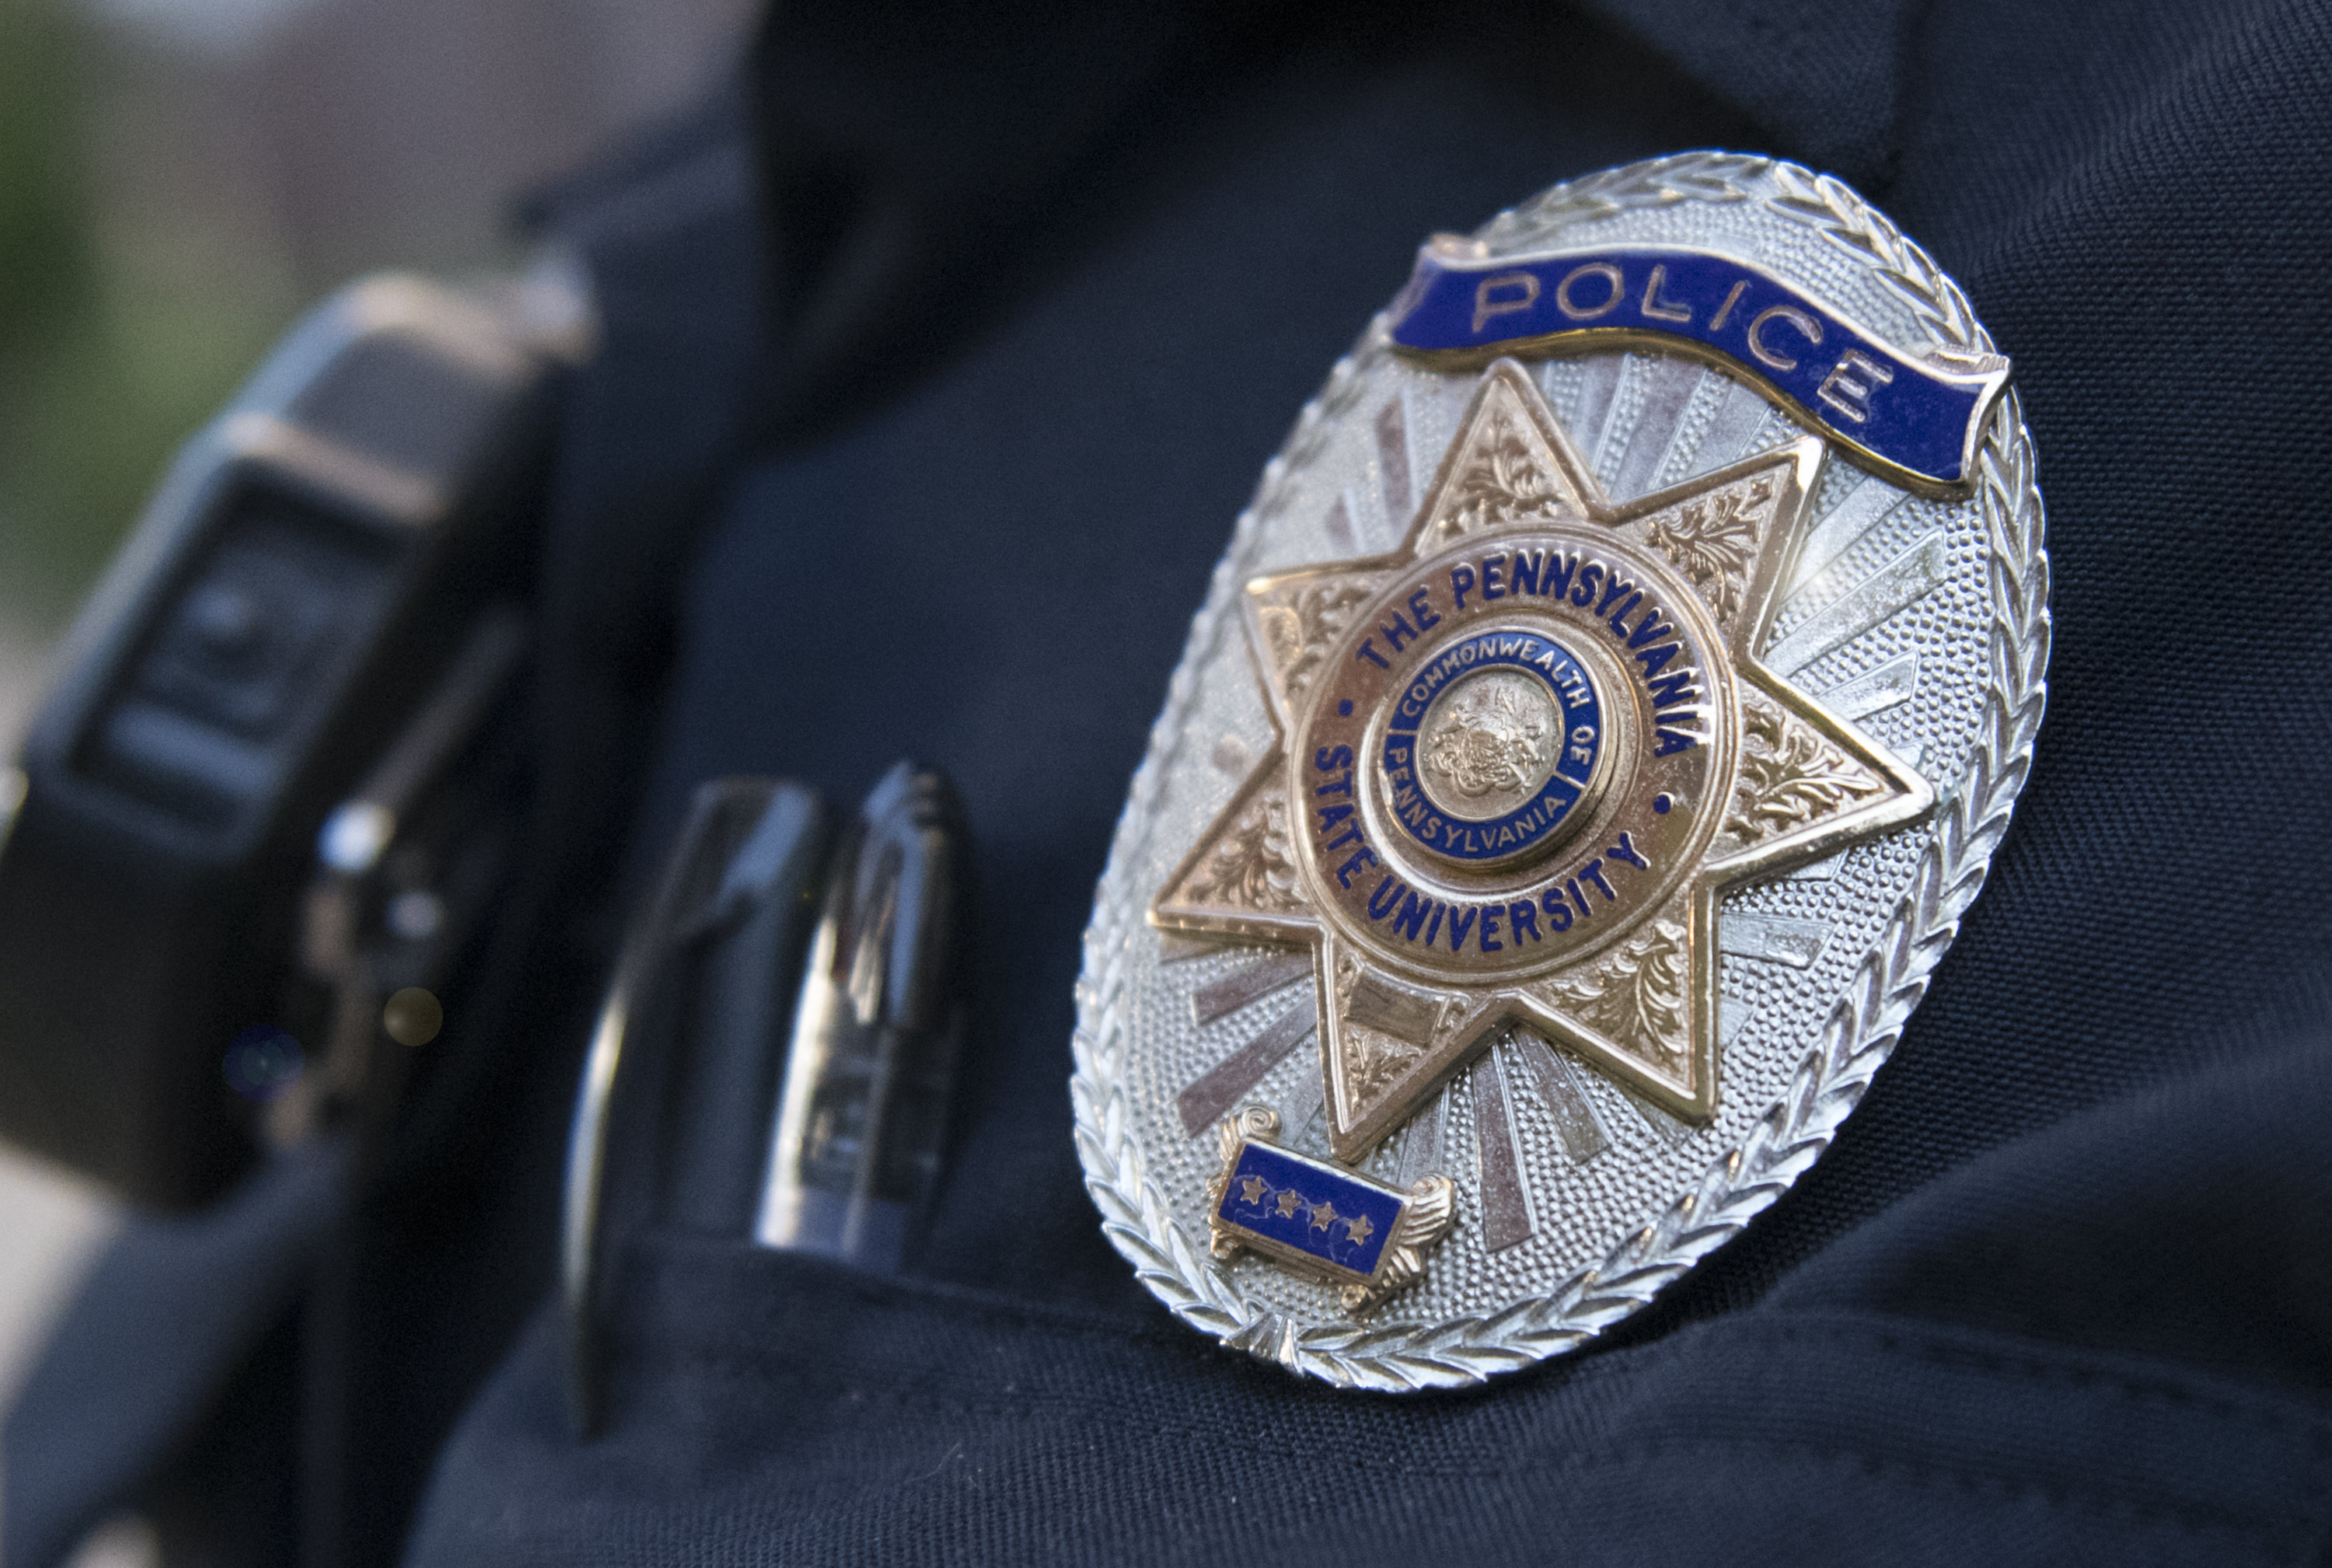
[1070,152,2051,1390]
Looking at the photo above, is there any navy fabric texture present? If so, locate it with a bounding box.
[3,1140,346,1568]
[9,0,2332,1562]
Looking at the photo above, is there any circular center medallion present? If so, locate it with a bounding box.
[1291,529,1735,987]
[1384,628,1604,865]
[1287,532,1744,984]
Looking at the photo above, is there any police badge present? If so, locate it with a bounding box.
[1072,152,2047,1388]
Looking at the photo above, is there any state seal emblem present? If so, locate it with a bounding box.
[1072,153,2047,1388]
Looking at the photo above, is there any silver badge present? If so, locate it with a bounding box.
[1073,153,2047,1388]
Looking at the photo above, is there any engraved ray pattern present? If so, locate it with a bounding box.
[1276,1058,1326,1147]
[1817,651,1920,721]
[1716,913,1831,969]
[1320,494,1359,555]
[1788,472,1909,593]
[1176,1002,1317,1135]
[1689,374,1776,476]
[1765,529,1947,674]
[1569,354,1625,459]
[1395,1085,1449,1188]
[1374,395,1413,526]
[1470,1049,1535,1252]
[1189,952,1311,1025]
[1608,356,1702,500]
[1512,1028,1614,1164]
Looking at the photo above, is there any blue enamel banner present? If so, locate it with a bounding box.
[1216,1140,1404,1279]
[1386,245,2006,489]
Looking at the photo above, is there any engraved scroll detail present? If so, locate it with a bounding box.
[1726,694,1884,844]
[1176,784,1304,915]
[1641,473,1774,623]
[1256,578,1381,703]
[1437,408,1580,543]
[1341,1026,1426,1118]
[1332,960,1447,1123]
[1545,920,1689,1065]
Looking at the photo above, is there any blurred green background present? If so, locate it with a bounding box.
[0,0,756,634]
[0,0,295,616]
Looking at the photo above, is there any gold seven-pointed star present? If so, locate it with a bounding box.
[1154,358,1934,1165]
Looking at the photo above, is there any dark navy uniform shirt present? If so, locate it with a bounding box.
[11,0,2332,1563]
